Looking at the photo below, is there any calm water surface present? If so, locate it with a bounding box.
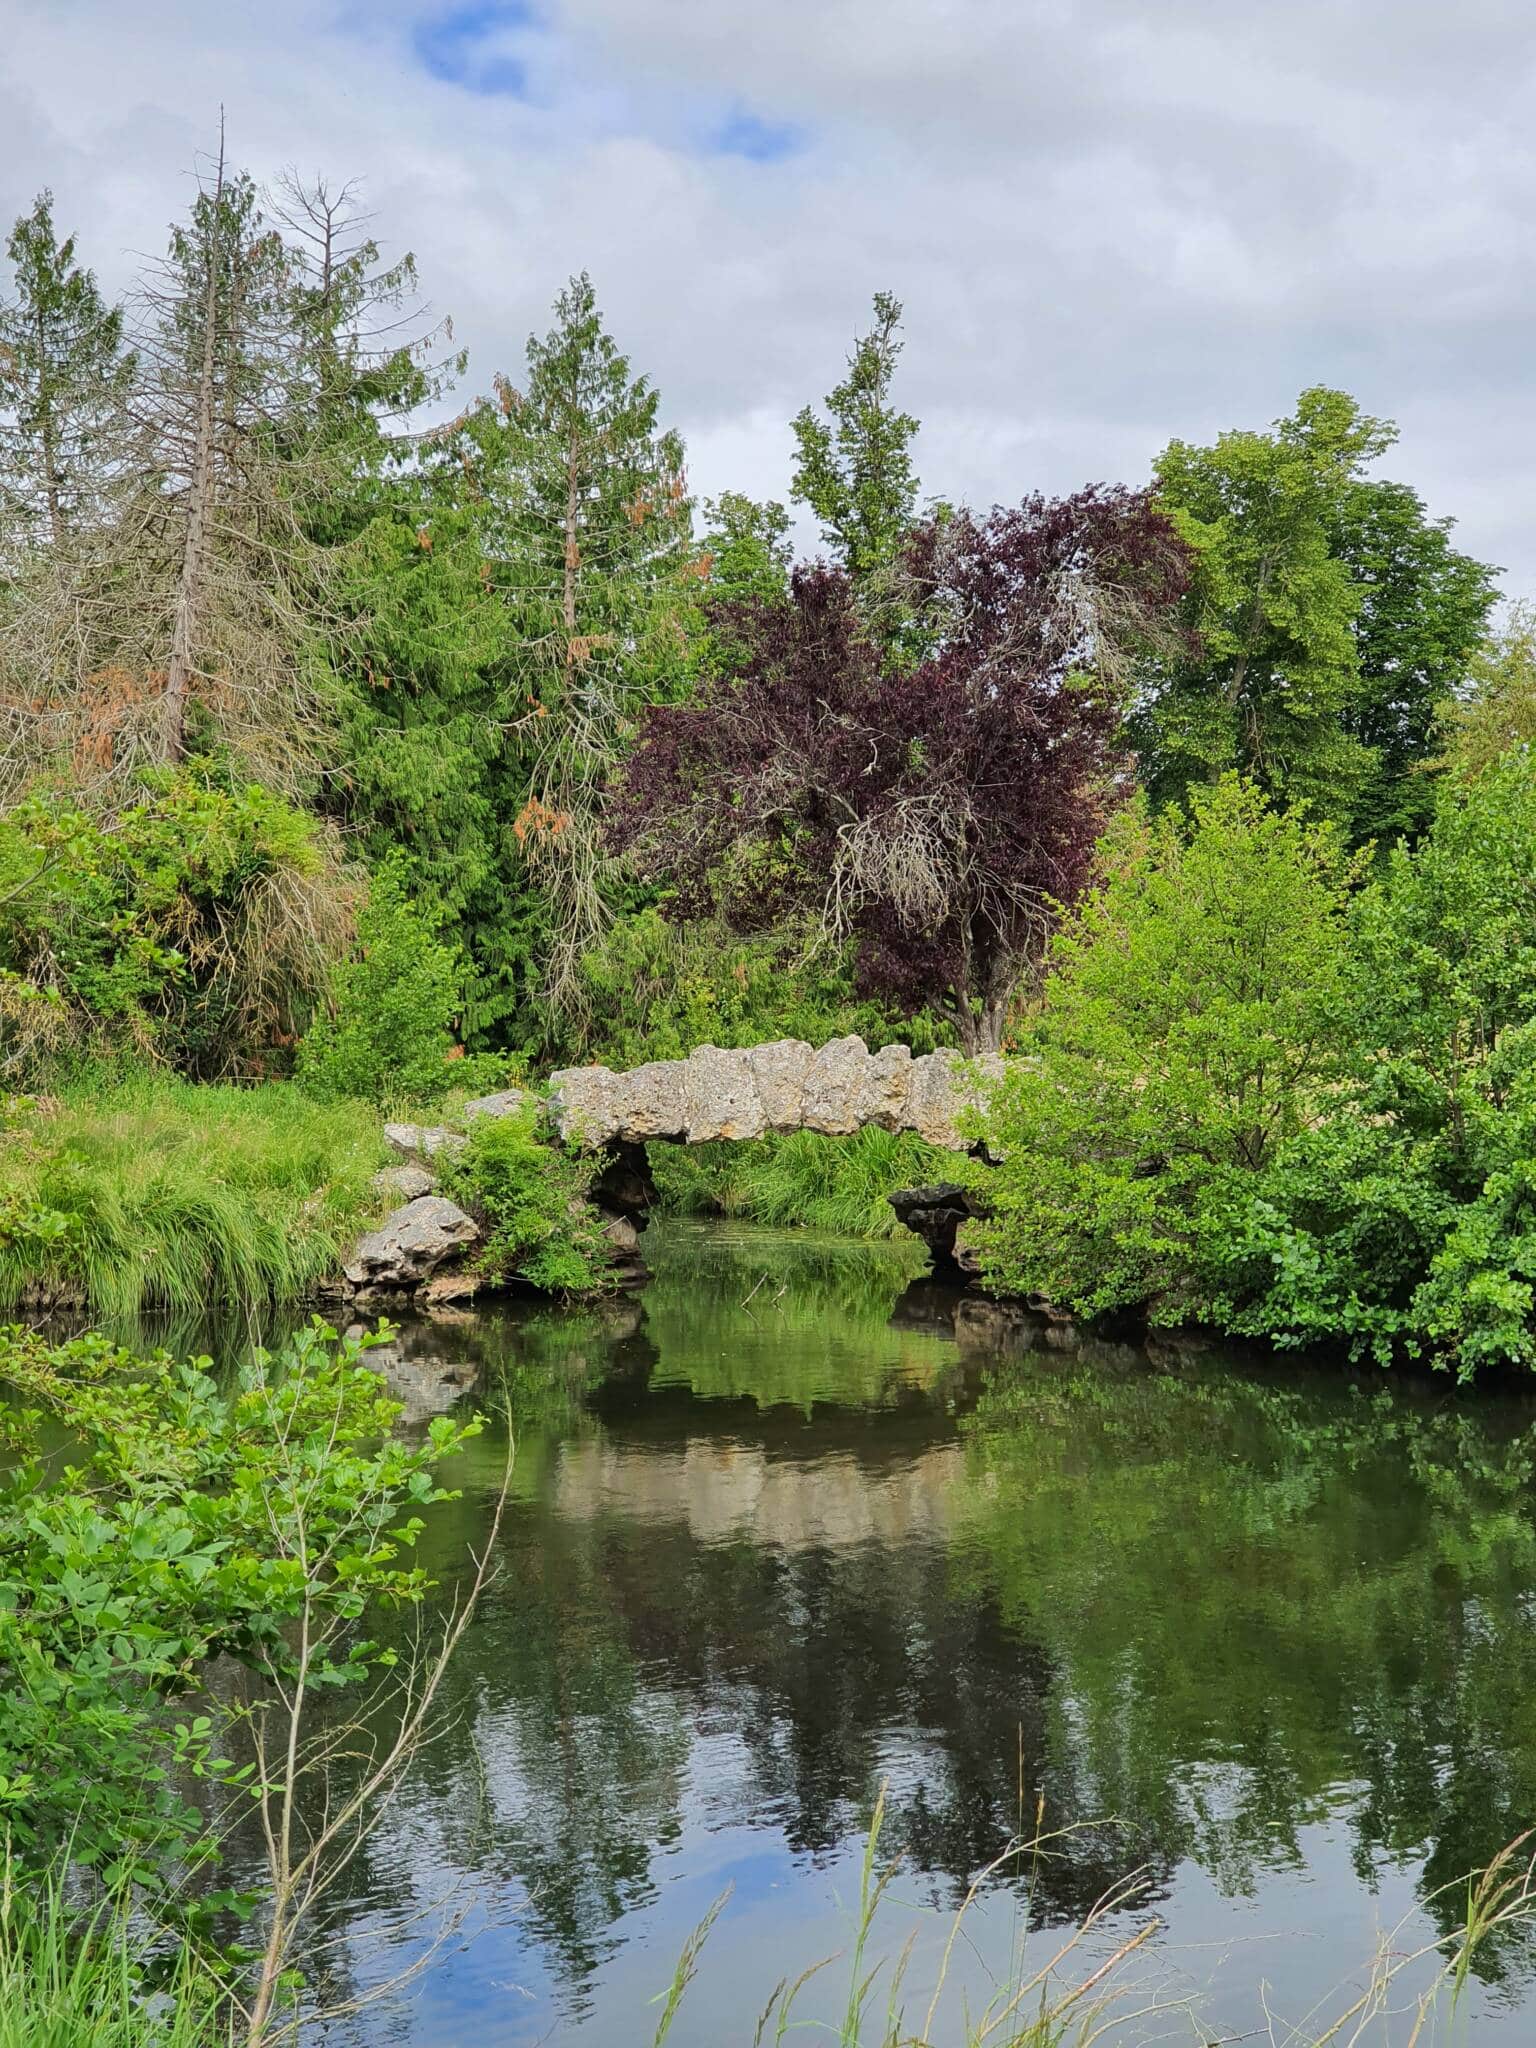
[233,1220,1536,2043]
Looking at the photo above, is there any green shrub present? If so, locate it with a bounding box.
[651,1126,966,1239]
[975,779,1358,1322]
[0,1075,386,1319]
[297,856,461,1107]
[1208,751,1536,1372]
[576,907,945,1069]
[440,1105,611,1294]
[0,770,352,1085]
[0,1319,476,1890]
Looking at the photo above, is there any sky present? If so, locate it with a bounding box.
[4,0,1535,592]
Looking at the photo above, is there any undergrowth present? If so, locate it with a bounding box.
[649,1127,964,1240]
[440,1104,613,1295]
[0,1074,387,1318]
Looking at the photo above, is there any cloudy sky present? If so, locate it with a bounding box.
[4,0,1534,590]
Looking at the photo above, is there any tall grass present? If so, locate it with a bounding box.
[0,1075,388,1319]
[0,1862,228,2048]
[650,1128,962,1240]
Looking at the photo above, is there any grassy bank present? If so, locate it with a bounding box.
[0,1075,387,1318]
[649,1126,964,1239]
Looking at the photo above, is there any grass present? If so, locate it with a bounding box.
[0,1863,229,2048]
[0,1073,388,1320]
[649,1127,968,1240]
[648,1792,1536,2048]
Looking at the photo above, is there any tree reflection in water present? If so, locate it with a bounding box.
[249,1219,1536,2036]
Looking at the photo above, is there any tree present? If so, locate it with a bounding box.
[613,488,1191,1055]
[1430,602,1536,782]
[1136,387,1495,837]
[974,778,1359,1317]
[5,136,328,795]
[490,273,693,1025]
[1333,476,1497,841]
[791,291,919,589]
[0,189,131,557]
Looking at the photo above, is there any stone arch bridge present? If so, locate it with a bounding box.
[544,1034,984,1151]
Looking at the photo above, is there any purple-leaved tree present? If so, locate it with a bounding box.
[612,489,1192,1055]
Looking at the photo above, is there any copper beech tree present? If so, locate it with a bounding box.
[612,489,1193,1055]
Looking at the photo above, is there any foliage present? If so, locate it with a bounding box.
[0,1075,385,1319]
[0,1863,227,2048]
[297,855,461,1107]
[1431,602,1536,780]
[0,189,131,558]
[979,756,1536,1373]
[650,1126,967,1239]
[1332,470,1499,841]
[440,1104,611,1295]
[974,778,1358,1318]
[1138,387,1495,833]
[0,1319,476,1888]
[0,771,352,1085]
[1220,750,1536,1372]
[615,494,1190,1054]
[577,906,938,1069]
[790,290,919,592]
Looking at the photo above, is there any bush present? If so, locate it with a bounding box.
[975,780,1358,1321]
[440,1105,611,1295]
[0,1075,386,1319]
[576,907,944,1069]
[0,1319,476,1890]
[0,770,352,1085]
[1214,750,1536,1372]
[297,856,461,1107]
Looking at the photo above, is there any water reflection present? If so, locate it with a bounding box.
[249,1220,1536,2043]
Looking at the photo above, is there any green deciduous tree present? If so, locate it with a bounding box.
[975,778,1358,1318]
[1431,602,1536,782]
[1137,388,1495,837]
[1333,475,1498,841]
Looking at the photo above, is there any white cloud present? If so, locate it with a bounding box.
[2,0,1533,588]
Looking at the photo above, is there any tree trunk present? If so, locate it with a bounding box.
[34,304,63,551]
[562,427,580,694]
[164,147,225,763]
[977,999,1007,1059]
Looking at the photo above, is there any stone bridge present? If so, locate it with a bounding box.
[545,1034,983,1152]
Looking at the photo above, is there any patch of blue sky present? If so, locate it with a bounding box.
[413,1,538,96]
[712,105,803,163]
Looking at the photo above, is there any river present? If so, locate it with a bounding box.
[237,1218,1536,2044]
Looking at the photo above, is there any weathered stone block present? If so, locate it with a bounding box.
[546,1066,619,1146]
[372,1162,434,1202]
[383,1121,467,1161]
[344,1195,479,1288]
[613,1059,689,1140]
[907,1053,964,1148]
[801,1034,871,1135]
[748,1039,816,1132]
[856,1040,913,1130]
[462,1088,528,1123]
[683,1044,766,1141]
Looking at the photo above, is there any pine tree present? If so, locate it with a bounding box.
[791,291,919,583]
[492,272,693,1025]
[0,190,131,560]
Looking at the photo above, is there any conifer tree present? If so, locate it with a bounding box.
[0,189,131,559]
[791,291,919,583]
[493,272,692,1024]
